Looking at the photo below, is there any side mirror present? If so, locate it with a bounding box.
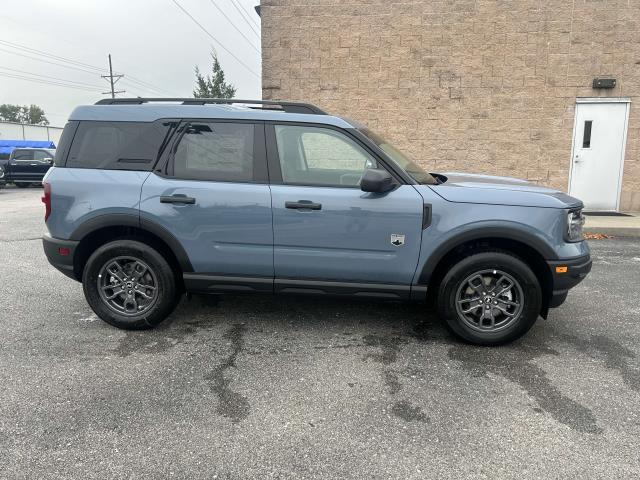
[45,157,54,164]
[360,168,395,193]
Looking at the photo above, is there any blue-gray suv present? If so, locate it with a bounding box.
[42,98,591,345]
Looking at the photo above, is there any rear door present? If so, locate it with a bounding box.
[267,123,424,297]
[140,120,273,293]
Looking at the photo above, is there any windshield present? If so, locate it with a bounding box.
[358,128,437,185]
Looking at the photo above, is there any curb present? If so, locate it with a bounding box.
[584,227,640,238]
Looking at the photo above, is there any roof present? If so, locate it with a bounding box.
[68,103,355,129]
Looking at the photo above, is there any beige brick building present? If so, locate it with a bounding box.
[260,0,640,211]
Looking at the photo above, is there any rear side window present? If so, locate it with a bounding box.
[11,150,33,162]
[54,121,78,166]
[67,121,171,170]
[172,122,254,182]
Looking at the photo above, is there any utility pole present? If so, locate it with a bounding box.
[101,54,125,98]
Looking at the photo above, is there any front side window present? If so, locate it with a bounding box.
[172,122,254,182]
[33,150,54,162]
[274,125,376,187]
[358,128,437,185]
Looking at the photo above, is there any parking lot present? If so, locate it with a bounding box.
[1,186,639,479]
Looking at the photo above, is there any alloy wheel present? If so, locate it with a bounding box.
[97,256,159,316]
[455,269,524,332]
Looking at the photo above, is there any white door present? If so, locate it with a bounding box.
[569,100,629,211]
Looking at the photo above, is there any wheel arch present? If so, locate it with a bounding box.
[70,214,193,282]
[419,228,555,318]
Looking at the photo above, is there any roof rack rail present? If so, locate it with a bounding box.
[94,98,327,115]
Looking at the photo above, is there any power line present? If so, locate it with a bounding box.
[229,0,261,39]
[1,17,178,95]
[208,0,260,54]
[170,0,260,78]
[0,39,104,72]
[0,47,164,96]
[0,47,102,76]
[235,0,261,30]
[101,54,125,98]
[0,72,101,92]
[0,66,105,89]
[122,76,174,96]
[0,39,176,96]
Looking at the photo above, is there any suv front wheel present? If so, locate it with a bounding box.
[82,240,180,330]
[437,252,541,345]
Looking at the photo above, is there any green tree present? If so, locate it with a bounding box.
[0,104,49,125]
[193,52,236,99]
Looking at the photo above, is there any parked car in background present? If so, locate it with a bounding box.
[0,164,5,189]
[42,98,591,346]
[0,140,56,168]
[3,148,55,187]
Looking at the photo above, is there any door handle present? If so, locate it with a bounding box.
[160,194,196,204]
[285,200,322,210]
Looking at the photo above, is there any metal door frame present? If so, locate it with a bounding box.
[568,97,631,211]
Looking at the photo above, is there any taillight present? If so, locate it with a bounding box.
[42,182,51,221]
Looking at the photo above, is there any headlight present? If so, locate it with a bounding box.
[566,209,585,242]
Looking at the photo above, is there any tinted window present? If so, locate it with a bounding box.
[33,150,54,162]
[54,121,78,166]
[173,122,254,182]
[67,121,171,170]
[11,150,33,162]
[274,125,376,187]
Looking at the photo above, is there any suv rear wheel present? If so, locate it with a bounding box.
[437,252,541,345]
[82,240,180,330]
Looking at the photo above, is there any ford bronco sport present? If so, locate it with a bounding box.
[42,98,591,345]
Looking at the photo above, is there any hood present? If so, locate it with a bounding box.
[429,172,583,209]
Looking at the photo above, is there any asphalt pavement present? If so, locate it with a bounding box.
[1,186,639,479]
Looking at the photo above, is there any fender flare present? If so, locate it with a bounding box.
[416,225,557,285]
[70,213,193,272]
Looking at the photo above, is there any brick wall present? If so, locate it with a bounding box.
[261,0,640,210]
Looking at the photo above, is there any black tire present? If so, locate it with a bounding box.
[82,239,180,330]
[437,251,541,346]
[15,183,31,188]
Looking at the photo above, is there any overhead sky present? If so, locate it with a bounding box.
[0,0,262,127]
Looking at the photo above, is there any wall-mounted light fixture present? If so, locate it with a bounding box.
[592,78,616,89]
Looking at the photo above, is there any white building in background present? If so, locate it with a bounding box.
[0,121,63,145]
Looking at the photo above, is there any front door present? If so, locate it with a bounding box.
[8,149,34,183]
[569,100,629,211]
[268,124,424,297]
[140,121,273,290]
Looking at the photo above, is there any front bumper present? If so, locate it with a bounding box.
[43,234,79,280]
[547,254,592,308]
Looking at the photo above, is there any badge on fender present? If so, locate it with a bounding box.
[391,234,405,246]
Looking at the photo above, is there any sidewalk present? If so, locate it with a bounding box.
[584,213,640,238]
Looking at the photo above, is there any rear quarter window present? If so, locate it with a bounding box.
[66,121,172,170]
[54,121,78,167]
